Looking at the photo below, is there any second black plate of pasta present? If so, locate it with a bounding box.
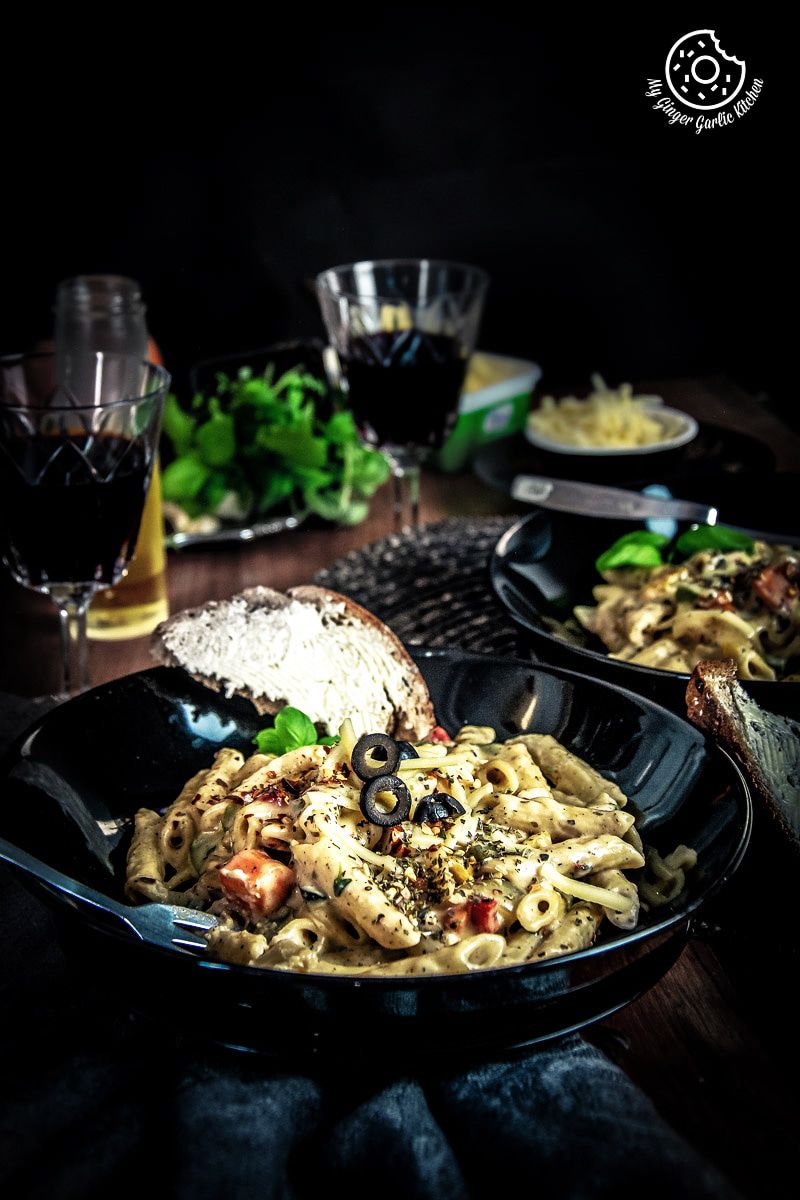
[491,510,800,718]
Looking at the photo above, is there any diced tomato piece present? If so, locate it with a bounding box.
[442,903,470,933]
[429,725,452,744]
[385,825,410,857]
[468,897,502,934]
[753,566,793,613]
[218,849,295,918]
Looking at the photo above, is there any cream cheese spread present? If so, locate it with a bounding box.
[161,596,407,734]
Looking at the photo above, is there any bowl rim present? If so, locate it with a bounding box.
[524,405,699,457]
[2,652,753,990]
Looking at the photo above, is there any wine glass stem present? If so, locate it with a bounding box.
[392,463,421,533]
[52,588,93,698]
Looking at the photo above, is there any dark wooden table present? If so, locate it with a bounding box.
[2,375,799,1196]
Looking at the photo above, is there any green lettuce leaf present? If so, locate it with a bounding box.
[161,454,210,503]
[595,531,670,572]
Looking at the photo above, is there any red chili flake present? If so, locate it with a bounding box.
[250,781,292,805]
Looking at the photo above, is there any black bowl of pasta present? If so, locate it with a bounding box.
[0,650,751,1059]
[491,511,800,719]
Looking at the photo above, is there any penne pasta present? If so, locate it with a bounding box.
[532,904,604,961]
[124,720,693,976]
[125,808,168,902]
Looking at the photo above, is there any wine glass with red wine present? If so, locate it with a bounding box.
[0,352,169,696]
[316,259,488,531]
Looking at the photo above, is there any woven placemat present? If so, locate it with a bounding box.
[314,516,530,657]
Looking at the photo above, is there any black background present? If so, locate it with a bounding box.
[1,16,789,416]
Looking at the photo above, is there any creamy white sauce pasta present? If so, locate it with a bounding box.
[125,726,694,974]
[575,542,800,681]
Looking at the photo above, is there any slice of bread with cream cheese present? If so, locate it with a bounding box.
[152,585,435,740]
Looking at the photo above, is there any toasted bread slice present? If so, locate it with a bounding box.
[686,659,800,842]
[151,585,435,740]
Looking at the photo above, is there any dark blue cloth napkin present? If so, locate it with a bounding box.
[0,697,739,1200]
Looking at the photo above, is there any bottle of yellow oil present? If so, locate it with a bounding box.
[87,457,169,640]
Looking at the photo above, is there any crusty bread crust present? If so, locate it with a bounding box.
[151,585,435,740]
[685,659,740,742]
[686,659,800,850]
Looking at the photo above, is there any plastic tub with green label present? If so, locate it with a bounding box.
[435,352,541,472]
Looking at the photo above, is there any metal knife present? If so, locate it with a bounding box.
[510,474,718,524]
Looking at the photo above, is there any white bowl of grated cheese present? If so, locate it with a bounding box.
[525,377,699,457]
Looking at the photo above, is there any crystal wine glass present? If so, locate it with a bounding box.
[0,352,170,697]
[316,259,488,531]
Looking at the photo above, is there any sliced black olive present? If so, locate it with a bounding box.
[415,797,451,824]
[414,792,466,824]
[442,794,466,816]
[396,740,418,761]
[351,733,400,782]
[360,775,412,826]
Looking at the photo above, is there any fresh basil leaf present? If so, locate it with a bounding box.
[305,487,350,522]
[161,361,385,531]
[235,378,279,411]
[333,870,352,896]
[195,410,236,468]
[161,454,211,503]
[337,499,370,526]
[351,446,390,494]
[254,706,337,755]
[291,465,335,491]
[200,471,230,512]
[274,368,325,398]
[675,524,755,557]
[256,427,328,468]
[162,394,196,456]
[274,706,318,751]
[252,727,285,754]
[595,531,669,572]
[324,410,358,445]
[256,472,295,514]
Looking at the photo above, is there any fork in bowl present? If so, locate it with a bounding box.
[0,836,217,953]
